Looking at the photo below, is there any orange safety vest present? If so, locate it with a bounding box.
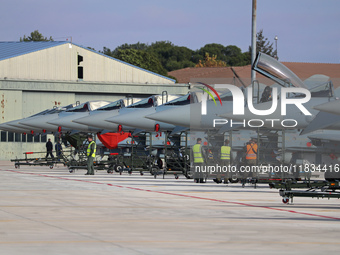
[246,143,257,160]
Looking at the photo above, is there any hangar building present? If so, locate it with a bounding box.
[0,41,189,160]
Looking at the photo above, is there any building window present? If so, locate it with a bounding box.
[27,134,33,142]
[34,135,40,143]
[78,67,83,79]
[8,132,14,142]
[78,54,83,79]
[1,131,6,142]
[22,134,27,142]
[15,133,21,142]
[41,135,47,143]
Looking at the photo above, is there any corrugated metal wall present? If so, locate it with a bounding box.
[0,44,174,84]
[0,90,23,122]
[22,91,75,119]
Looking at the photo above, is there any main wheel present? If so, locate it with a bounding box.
[115,165,123,172]
[282,197,289,204]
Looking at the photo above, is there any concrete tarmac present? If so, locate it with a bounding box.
[0,161,339,255]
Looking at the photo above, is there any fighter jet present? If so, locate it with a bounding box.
[17,104,77,134]
[0,121,41,134]
[100,93,194,134]
[104,94,181,133]
[46,100,112,133]
[0,107,72,135]
[145,86,252,133]
[218,53,336,131]
[72,98,142,132]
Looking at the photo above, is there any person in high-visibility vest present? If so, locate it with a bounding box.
[220,139,231,164]
[192,138,204,164]
[192,138,205,183]
[217,139,231,184]
[245,138,258,179]
[85,135,97,175]
[245,139,257,165]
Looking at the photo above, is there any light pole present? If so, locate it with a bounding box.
[274,35,278,59]
[251,0,257,84]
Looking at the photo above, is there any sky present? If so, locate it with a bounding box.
[1,0,339,63]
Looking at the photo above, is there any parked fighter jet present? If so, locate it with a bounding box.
[218,52,336,131]
[104,94,181,133]
[0,106,74,134]
[145,87,242,131]
[101,93,195,134]
[17,104,77,134]
[45,100,112,133]
[219,82,335,130]
[72,98,141,132]
[0,122,41,134]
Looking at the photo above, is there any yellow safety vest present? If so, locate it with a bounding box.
[220,146,231,160]
[193,144,204,163]
[87,141,97,157]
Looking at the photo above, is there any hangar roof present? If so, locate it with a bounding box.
[0,41,68,61]
[0,41,175,83]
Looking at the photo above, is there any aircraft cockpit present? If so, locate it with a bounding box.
[253,52,307,88]
[163,93,196,106]
[66,101,111,112]
[96,99,125,111]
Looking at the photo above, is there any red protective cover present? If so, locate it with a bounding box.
[97,132,130,149]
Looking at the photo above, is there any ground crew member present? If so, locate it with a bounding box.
[246,138,257,165]
[45,138,54,160]
[55,141,63,160]
[220,139,231,183]
[192,138,205,183]
[245,138,258,179]
[220,139,231,164]
[85,135,96,175]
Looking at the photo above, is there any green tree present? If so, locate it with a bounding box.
[112,42,149,56]
[195,53,227,67]
[196,43,227,62]
[225,45,249,66]
[248,29,277,60]
[20,30,53,41]
[147,41,195,71]
[113,48,168,77]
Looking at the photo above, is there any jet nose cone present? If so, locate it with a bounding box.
[313,100,340,115]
